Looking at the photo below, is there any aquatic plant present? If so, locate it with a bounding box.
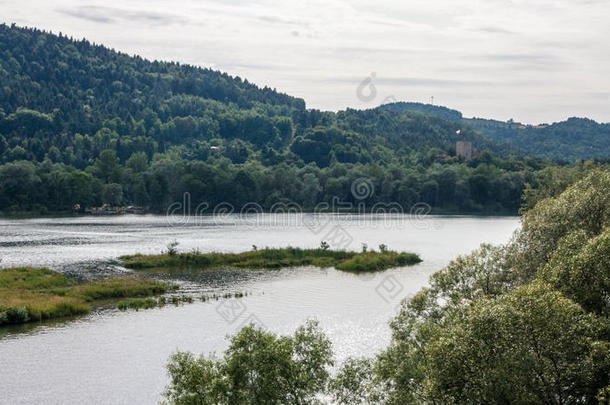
[117,298,158,311]
[166,240,180,256]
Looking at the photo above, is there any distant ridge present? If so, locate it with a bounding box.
[378,102,610,161]
[378,102,463,122]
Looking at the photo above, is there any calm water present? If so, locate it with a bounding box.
[0,214,519,405]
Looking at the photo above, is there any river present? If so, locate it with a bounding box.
[0,214,519,405]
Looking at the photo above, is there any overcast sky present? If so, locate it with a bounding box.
[2,0,609,123]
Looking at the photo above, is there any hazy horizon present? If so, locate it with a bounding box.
[2,0,609,124]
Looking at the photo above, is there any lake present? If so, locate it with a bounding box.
[0,214,519,405]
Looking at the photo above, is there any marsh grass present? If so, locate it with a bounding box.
[117,298,158,311]
[335,251,422,272]
[167,295,194,306]
[121,247,354,270]
[0,267,171,326]
[121,247,422,273]
[68,278,170,301]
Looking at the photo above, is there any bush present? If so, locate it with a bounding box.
[164,320,333,405]
[540,229,610,316]
[6,306,30,324]
[166,240,180,256]
[425,283,610,404]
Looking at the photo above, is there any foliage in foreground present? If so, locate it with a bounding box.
[0,267,170,325]
[164,320,333,405]
[163,170,610,404]
[375,170,610,404]
[122,247,421,273]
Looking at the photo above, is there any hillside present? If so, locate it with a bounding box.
[380,102,610,162]
[466,117,610,162]
[0,24,564,215]
[0,24,516,166]
[378,102,463,122]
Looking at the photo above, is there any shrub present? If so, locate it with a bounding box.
[166,240,180,256]
[6,306,29,324]
[164,320,333,405]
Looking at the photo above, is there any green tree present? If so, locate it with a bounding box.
[94,149,122,183]
[329,358,386,405]
[514,170,610,281]
[103,183,123,205]
[425,283,610,404]
[126,152,148,173]
[164,320,333,405]
[540,229,610,316]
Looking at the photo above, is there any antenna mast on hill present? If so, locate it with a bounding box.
[430,96,434,105]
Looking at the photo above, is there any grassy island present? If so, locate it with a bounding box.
[121,247,422,273]
[0,267,171,326]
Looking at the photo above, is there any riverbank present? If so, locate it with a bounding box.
[121,247,422,272]
[0,215,520,404]
[0,267,172,325]
[0,208,520,219]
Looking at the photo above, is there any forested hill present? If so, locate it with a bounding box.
[0,24,305,118]
[466,117,610,162]
[378,102,463,122]
[0,24,573,215]
[0,23,506,167]
[381,102,610,162]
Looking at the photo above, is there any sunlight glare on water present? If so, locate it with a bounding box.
[0,214,519,405]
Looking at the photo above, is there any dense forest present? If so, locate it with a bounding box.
[0,24,602,215]
[385,102,610,162]
[468,117,610,162]
[379,102,463,122]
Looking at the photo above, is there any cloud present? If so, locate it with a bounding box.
[375,77,491,87]
[466,53,569,71]
[217,62,281,72]
[257,15,307,27]
[318,75,491,87]
[56,6,189,26]
[58,7,114,24]
[471,26,515,34]
[478,54,559,63]
[3,0,609,123]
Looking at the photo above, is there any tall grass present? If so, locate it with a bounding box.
[117,298,158,311]
[122,247,422,273]
[335,252,422,272]
[0,267,74,289]
[0,267,171,326]
[0,291,90,324]
[69,278,170,301]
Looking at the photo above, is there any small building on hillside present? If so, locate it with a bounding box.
[456,141,472,160]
